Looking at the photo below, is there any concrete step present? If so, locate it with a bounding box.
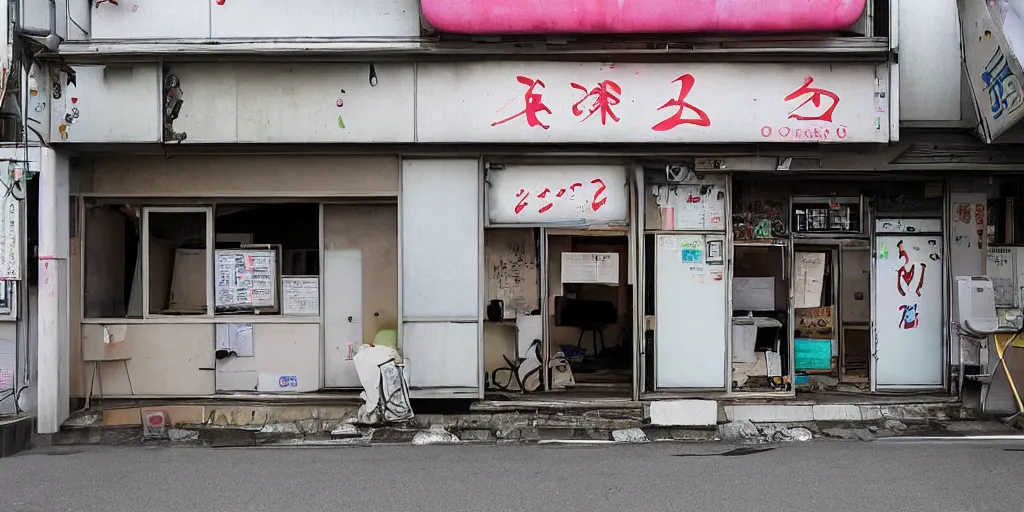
[0,415,34,457]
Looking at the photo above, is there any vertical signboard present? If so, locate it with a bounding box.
[960,0,1024,142]
[0,163,21,280]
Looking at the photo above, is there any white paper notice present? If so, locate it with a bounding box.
[282,277,320,316]
[561,252,619,285]
[215,249,277,310]
[794,252,826,308]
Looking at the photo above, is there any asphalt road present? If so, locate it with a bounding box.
[1,440,1022,512]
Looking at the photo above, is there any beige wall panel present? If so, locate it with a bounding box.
[84,155,399,196]
[251,323,320,391]
[79,323,215,396]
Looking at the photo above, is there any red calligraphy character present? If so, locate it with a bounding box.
[492,76,552,130]
[515,189,529,214]
[590,179,608,211]
[895,240,927,297]
[556,183,583,198]
[784,77,840,122]
[652,74,711,131]
[571,80,622,125]
[537,188,554,213]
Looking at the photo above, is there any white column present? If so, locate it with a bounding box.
[36,148,70,434]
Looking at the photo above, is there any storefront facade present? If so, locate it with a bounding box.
[26,56,903,417]
[26,0,997,433]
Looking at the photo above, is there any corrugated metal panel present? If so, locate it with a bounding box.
[892,143,1024,165]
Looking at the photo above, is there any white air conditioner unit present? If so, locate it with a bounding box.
[955,276,998,336]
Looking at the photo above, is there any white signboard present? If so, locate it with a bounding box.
[417,62,888,144]
[282,276,320,316]
[0,187,20,280]
[561,252,619,285]
[959,0,1024,142]
[487,165,628,225]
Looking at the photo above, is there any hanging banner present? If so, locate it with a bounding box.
[960,0,1024,142]
[420,0,867,34]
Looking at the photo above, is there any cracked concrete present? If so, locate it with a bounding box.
[48,399,996,447]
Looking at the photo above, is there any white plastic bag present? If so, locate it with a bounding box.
[378,359,414,422]
[549,351,575,390]
[352,345,413,424]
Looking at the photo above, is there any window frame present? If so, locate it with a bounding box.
[141,206,215,319]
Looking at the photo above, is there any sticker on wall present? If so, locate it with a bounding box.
[278,375,298,388]
[712,269,723,281]
[927,239,941,261]
[975,204,986,249]
[706,240,724,265]
[898,304,919,329]
[336,89,346,129]
[658,236,676,251]
[58,96,80,141]
[878,242,888,260]
[30,88,44,114]
[681,246,704,263]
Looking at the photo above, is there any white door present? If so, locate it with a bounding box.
[400,159,481,393]
[874,234,944,387]
[655,234,728,388]
[324,249,362,388]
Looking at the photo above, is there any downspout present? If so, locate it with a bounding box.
[17,6,29,412]
[49,0,56,36]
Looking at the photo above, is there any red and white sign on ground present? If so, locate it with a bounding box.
[416,62,890,144]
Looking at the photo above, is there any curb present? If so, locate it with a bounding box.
[42,413,1011,448]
